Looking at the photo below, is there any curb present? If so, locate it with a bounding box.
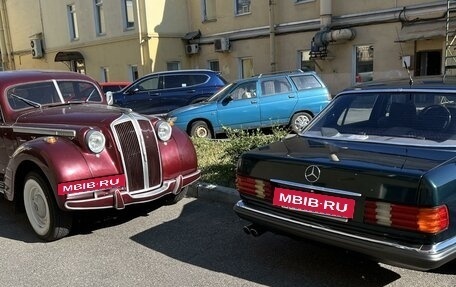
[188,181,240,204]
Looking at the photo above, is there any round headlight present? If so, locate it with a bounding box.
[157,120,172,141]
[86,130,106,154]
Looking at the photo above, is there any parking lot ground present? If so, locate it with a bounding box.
[0,190,455,286]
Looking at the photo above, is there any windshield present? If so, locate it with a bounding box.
[7,80,103,110]
[206,83,233,102]
[304,91,456,146]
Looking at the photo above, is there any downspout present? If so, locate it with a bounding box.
[320,0,332,28]
[311,0,355,59]
[0,0,12,70]
[269,0,276,72]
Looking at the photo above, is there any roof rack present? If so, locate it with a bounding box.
[255,69,306,78]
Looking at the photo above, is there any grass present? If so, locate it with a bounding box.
[191,127,289,188]
[192,138,236,188]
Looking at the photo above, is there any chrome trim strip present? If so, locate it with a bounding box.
[12,126,76,137]
[271,179,362,197]
[235,200,456,255]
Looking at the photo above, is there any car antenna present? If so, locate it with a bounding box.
[395,27,413,87]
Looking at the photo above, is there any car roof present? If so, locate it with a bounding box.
[142,69,220,76]
[99,81,131,86]
[343,76,456,92]
[234,70,319,84]
[0,70,98,92]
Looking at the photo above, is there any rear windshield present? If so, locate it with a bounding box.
[305,91,456,146]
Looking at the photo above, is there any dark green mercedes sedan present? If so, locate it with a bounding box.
[234,76,456,271]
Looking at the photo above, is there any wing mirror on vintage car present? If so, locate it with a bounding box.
[105,91,113,105]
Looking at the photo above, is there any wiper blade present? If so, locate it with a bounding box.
[10,93,41,108]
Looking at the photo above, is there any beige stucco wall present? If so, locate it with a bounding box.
[0,0,450,94]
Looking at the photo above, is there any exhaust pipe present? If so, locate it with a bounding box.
[243,224,266,237]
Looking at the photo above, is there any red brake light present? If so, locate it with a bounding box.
[236,175,273,200]
[364,200,449,234]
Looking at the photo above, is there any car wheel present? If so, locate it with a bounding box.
[23,172,72,241]
[165,187,188,205]
[291,112,312,134]
[190,121,213,139]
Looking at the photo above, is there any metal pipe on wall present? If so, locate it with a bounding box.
[320,0,332,28]
[269,0,276,72]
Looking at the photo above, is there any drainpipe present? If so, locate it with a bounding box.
[0,0,11,70]
[269,0,276,72]
[320,0,332,28]
[311,0,355,58]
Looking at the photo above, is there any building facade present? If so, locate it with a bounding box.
[0,0,452,95]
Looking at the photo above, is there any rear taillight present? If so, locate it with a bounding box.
[236,175,273,201]
[364,200,449,234]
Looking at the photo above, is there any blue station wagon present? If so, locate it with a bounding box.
[167,70,331,138]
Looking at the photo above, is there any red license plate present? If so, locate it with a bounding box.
[58,174,126,195]
[273,187,355,219]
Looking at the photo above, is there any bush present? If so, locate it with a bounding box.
[192,127,288,188]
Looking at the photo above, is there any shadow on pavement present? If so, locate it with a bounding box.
[0,196,165,242]
[130,199,404,287]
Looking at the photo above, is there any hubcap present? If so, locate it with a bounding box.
[295,115,310,132]
[195,127,208,138]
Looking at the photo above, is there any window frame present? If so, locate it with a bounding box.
[94,0,106,36]
[234,0,251,16]
[354,44,374,84]
[201,0,216,22]
[122,0,135,30]
[67,4,79,40]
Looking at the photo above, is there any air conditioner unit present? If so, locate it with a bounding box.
[214,38,230,52]
[185,44,199,55]
[30,39,43,58]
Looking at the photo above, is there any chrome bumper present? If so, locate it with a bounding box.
[64,170,200,210]
[234,200,456,271]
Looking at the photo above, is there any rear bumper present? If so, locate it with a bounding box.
[234,200,456,271]
[64,170,200,210]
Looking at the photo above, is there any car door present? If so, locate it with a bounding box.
[216,80,260,130]
[117,75,162,114]
[259,76,297,126]
[159,74,198,113]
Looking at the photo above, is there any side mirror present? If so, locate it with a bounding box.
[106,91,113,105]
[222,95,233,105]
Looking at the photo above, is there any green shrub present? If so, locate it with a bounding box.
[192,127,288,188]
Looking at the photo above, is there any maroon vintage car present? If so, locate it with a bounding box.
[0,70,200,241]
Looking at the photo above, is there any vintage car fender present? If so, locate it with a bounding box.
[5,136,120,209]
[159,127,198,179]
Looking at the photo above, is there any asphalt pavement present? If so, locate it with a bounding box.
[188,181,239,204]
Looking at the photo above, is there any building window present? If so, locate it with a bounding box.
[129,65,138,81]
[235,0,250,15]
[240,58,254,79]
[202,0,216,21]
[167,61,181,71]
[295,0,315,4]
[101,67,109,82]
[94,0,105,35]
[67,4,79,40]
[299,50,315,71]
[355,45,374,83]
[415,51,441,76]
[123,0,135,30]
[208,60,220,72]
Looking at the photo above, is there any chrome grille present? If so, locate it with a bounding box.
[112,115,162,192]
